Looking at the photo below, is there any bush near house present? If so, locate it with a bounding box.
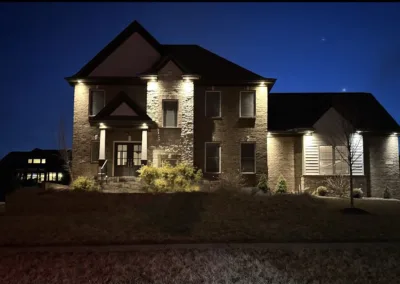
[384,186,392,199]
[216,170,246,193]
[325,175,350,197]
[352,188,363,199]
[315,186,328,196]
[256,174,269,194]
[275,175,288,194]
[137,163,202,192]
[71,176,99,191]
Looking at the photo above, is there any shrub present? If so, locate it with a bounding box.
[352,188,363,198]
[275,175,288,194]
[315,186,328,196]
[383,186,392,199]
[217,170,246,192]
[137,163,202,192]
[325,175,350,197]
[71,176,99,191]
[256,174,269,193]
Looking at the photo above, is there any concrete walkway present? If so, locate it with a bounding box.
[1,242,400,254]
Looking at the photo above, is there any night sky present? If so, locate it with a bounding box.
[1,3,400,159]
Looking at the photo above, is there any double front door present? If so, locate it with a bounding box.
[114,142,142,176]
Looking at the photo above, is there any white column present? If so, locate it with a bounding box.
[99,129,106,160]
[141,129,148,162]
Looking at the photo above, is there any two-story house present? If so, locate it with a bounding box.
[66,20,400,197]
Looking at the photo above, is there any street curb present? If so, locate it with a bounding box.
[1,242,400,254]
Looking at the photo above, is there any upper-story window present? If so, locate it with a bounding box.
[240,91,256,118]
[163,100,178,127]
[205,91,221,118]
[28,159,45,164]
[89,90,105,116]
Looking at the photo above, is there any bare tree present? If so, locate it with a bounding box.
[317,109,363,208]
[58,117,73,183]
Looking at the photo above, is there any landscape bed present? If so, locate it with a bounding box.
[1,188,400,245]
[1,247,399,284]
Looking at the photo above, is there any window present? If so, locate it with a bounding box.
[28,159,32,164]
[48,172,57,181]
[133,144,142,166]
[240,91,256,117]
[57,172,63,181]
[163,100,178,127]
[117,144,128,166]
[33,159,41,164]
[91,141,100,163]
[41,159,46,164]
[89,90,105,116]
[241,143,256,173]
[319,145,349,175]
[205,143,221,173]
[205,91,221,118]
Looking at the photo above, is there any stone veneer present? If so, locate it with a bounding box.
[146,79,194,166]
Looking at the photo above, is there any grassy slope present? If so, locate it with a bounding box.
[1,188,400,245]
[1,248,399,284]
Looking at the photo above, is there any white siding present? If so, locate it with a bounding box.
[303,133,364,176]
[351,133,364,175]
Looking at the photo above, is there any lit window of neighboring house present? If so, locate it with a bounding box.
[48,172,57,181]
[33,159,41,164]
[28,159,33,164]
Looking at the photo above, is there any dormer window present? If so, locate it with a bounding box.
[89,90,106,116]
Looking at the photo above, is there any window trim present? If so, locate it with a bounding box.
[205,90,222,118]
[162,99,179,128]
[239,90,256,118]
[88,89,106,117]
[240,142,256,174]
[90,140,100,164]
[204,142,221,174]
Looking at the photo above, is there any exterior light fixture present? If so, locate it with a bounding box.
[306,131,313,135]
[356,130,362,134]
[393,132,398,136]
[77,80,82,84]
[260,81,266,87]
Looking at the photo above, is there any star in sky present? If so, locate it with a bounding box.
[342,88,347,92]
[321,37,326,42]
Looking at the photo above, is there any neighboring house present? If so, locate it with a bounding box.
[0,148,72,186]
[66,20,400,197]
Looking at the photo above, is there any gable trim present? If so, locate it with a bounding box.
[68,20,163,79]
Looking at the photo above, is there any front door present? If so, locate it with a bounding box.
[114,143,142,176]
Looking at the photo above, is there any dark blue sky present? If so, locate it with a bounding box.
[1,3,400,159]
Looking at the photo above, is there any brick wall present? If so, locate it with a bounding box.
[365,135,400,198]
[267,135,302,192]
[194,85,268,185]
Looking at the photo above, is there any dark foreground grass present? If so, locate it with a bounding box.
[1,247,399,284]
[1,188,400,245]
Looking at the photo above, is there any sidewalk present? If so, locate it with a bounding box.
[1,241,399,254]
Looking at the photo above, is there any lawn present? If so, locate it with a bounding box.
[1,247,399,284]
[1,188,400,245]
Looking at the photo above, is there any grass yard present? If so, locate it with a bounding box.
[1,247,399,284]
[1,188,400,245]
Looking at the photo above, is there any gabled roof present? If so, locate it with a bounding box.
[70,20,164,79]
[268,92,400,133]
[90,91,154,124]
[139,54,192,76]
[66,20,275,85]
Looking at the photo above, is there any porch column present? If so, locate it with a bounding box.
[99,128,106,161]
[141,128,148,165]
